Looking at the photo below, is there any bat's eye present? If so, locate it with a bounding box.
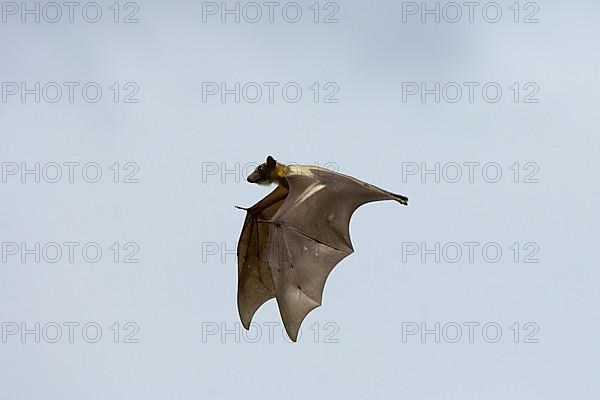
[258,166,264,173]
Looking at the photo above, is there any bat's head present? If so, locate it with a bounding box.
[247,155,279,185]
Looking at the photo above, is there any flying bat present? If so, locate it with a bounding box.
[236,156,408,341]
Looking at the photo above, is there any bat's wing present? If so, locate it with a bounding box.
[268,167,406,341]
[237,185,288,329]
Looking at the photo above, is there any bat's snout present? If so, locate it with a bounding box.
[247,173,260,183]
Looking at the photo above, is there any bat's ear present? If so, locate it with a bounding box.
[266,155,276,168]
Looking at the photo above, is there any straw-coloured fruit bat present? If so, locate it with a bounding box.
[236,156,408,341]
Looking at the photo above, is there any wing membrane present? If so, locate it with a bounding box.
[236,185,288,329]
[268,167,401,340]
[238,166,406,341]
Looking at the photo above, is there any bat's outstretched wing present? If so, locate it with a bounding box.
[237,185,288,329]
[268,166,407,341]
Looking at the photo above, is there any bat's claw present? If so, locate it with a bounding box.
[392,193,409,206]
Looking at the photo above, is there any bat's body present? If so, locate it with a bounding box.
[237,156,408,341]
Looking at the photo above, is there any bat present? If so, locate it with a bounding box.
[236,156,408,341]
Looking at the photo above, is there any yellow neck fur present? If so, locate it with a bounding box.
[266,164,288,185]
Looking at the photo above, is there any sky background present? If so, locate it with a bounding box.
[1,0,599,398]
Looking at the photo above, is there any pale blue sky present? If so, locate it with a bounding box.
[1,0,599,398]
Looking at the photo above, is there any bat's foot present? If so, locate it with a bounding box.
[391,193,409,206]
